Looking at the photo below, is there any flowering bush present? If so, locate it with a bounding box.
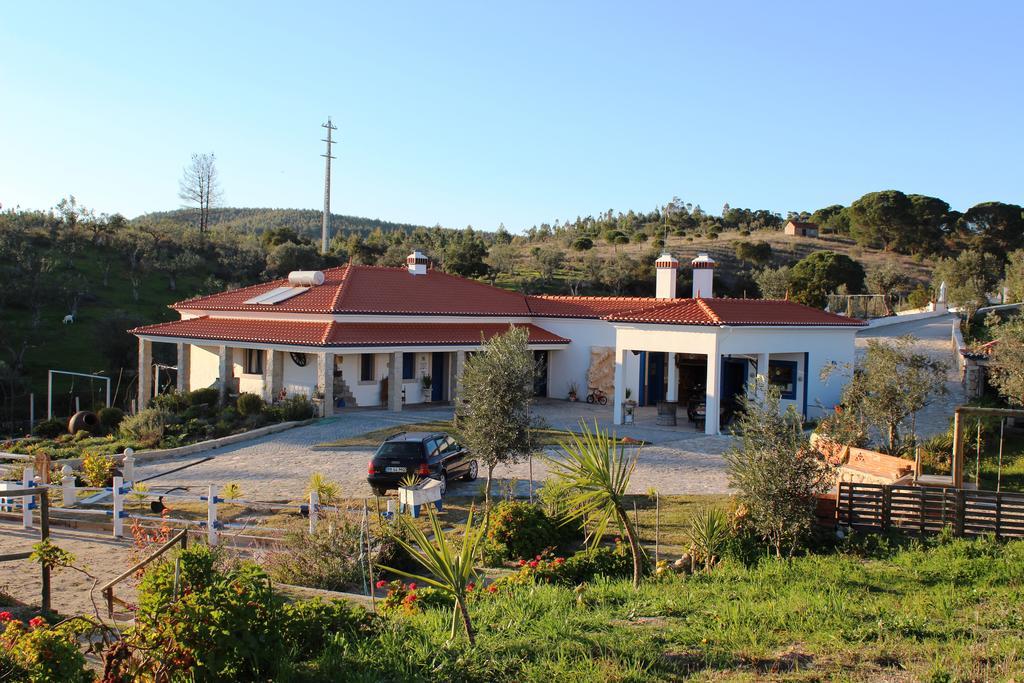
[377,580,454,615]
[0,613,91,683]
[483,501,560,565]
[81,450,117,487]
[494,541,634,588]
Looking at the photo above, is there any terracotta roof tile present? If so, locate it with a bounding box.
[130,318,568,347]
[606,298,864,326]
[527,295,670,318]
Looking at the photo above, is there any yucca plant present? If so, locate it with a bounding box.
[686,506,731,571]
[306,472,340,506]
[378,506,485,644]
[545,420,645,587]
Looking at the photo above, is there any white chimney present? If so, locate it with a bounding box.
[654,253,679,299]
[406,250,429,276]
[690,253,716,298]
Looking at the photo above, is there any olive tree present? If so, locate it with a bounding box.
[454,326,537,517]
[988,317,1024,406]
[725,382,835,558]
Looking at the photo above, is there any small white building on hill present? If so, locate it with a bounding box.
[131,250,864,435]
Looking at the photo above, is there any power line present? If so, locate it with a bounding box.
[321,117,337,255]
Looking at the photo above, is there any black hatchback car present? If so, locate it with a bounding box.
[366,432,477,496]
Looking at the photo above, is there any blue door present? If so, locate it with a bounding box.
[646,352,666,405]
[431,352,447,402]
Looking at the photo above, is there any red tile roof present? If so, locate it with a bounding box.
[173,265,533,316]
[130,317,568,347]
[526,295,668,318]
[605,298,864,326]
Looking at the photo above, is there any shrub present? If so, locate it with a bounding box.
[0,614,91,683]
[496,543,633,588]
[188,387,219,407]
[280,598,376,659]
[377,580,454,616]
[118,408,168,447]
[32,418,66,439]
[81,451,117,487]
[72,429,93,442]
[484,501,559,564]
[98,406,125,431]
[149,390,190,413]
[281,394,315,421]
[686,507,732,571]
[236,392,265,417]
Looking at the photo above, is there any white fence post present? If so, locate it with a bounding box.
[309,489,319,535]
[22,466,34,529]
[207,484,219,546]
[112,476,124,538]
[122,448,135,484]
[61,465,75,507]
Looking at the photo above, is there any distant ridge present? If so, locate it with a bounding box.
[134,207,430,239]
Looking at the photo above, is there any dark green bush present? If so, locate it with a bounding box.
[188,387,219,407]
[280,598,375,659]
[281,394,315,421]
[32,418,66,439]
[236,392,265,417]
[150,390,190,413]
[97,406,125,431]
[484,501,559,564]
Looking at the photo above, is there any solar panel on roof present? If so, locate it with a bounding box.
[243,286,308,305]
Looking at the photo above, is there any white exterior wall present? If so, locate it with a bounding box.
[188,345,222,391]
[535,318,616,399]
[233,348,265,396]
[282,351,318,398]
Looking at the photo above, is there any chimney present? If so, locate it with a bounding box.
[654,253,679,299]
[406,250,429,276]
[690,252,716,298]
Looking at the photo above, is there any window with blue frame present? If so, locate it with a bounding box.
[768,360,797,399]
[402,352,415,380]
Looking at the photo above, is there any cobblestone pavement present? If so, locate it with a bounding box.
[856,313,964,441]
[132,315,961,503]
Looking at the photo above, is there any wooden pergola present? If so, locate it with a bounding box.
[918,405,1024,489]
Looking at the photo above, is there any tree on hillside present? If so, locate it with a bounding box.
[536,247,565,282]
[443,230,488,278]
[830,336,948,454]
[734,240,772,266]
[907,194,955,254]
[178,153,222,234]
[960,201,1024,256]
[725,382,834,558]
[266,242,321,277]
[754,265,791,299]
[788,251,865,308]
[454,327,537,517]
[847,190,914,252]
[867,261,912,316]
[932,250,999,325]
[809,204,849,234]
[1002,249,1024,303]
[987,316,1024,406]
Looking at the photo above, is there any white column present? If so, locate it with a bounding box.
[317,352,334,416]
[263,350,278,403]
[388,352,402,411]
[756,352,769,401]
[704,348,721,435]
[666,352,679,402]
[138,338,153,410]
[613,347,627,425]
[453,350,466,400]
[217,345,231,406]
[112,475,124,538]
[207,484,219,546]
[175,342,190,393]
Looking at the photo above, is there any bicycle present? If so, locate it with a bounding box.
[586,387,608,405]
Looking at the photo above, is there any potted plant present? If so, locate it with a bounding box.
[625,387,636,406]
[421,374,433,395]
[568,382,579,402]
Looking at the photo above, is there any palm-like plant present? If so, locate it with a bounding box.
[546,421,645,587]
[686,506,730,571]
[378,506,485,644]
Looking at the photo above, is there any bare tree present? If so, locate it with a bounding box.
[178,153,222,234]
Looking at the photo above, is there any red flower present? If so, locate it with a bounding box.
[614,536,621,543]
[487,584,498,593]
[517,559,526,566]
[0,612,11,622]
[375,579,388,589]
[467,583,475,592]
[554,557,565,564]
[535,555,542,560]
[28,616,46,629]
[528,560,538,568]
[408,582,417,591]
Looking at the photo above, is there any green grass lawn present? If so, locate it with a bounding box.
[293,533,1024,682]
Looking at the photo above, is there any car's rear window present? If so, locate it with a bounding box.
[375,442,423,460]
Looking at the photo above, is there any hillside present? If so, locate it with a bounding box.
[137,207,430,240]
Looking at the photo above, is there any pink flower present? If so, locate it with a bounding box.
[517,559,526,566]
[0,612,11,622]
[554,557,565,564]
[28,616,46,629]
[528,560,539,568]
[407,582,417,591]
[375,580,388,589]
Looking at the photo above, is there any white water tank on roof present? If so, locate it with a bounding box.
[288,270,325,286]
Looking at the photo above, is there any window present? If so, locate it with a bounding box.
[425,438,441,458]
[244,349,263,375]
[768,360,797,400]
[360,353,375,382]
[402,352,415,381]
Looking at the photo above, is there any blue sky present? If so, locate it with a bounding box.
[2,1,1021,232]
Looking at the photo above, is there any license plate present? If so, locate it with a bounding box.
[385,467,406,473]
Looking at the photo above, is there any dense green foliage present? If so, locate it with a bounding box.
[482,500,561,564]
[0,614,91,683]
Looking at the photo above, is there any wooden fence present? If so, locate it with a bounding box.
[837,482,1024,539]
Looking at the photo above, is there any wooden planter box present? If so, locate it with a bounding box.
[399,477,443,518]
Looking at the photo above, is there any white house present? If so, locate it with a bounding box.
[130,250,864,435]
